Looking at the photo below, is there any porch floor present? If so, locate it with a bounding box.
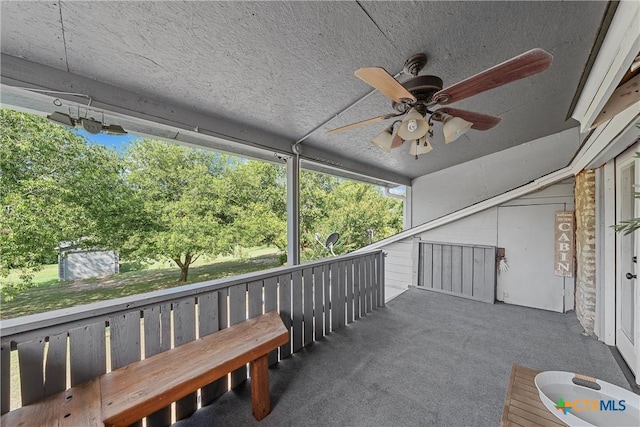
[177,288,631,427]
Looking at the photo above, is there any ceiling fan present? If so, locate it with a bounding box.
[327,49,553,158]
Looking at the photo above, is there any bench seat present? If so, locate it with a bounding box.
[2,310,289,427]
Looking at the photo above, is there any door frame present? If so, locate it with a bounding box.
[614,143,640,382]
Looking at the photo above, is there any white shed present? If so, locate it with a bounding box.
[57,243,119,281]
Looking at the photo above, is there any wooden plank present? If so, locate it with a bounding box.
[346,260,354,321]
[302,268,313,347]
[367,255,374,313]
[173,298,197,420]
[17,338,45,405]
[412,237,420,287]
[229,284,248,388]
[263,277,279,366]
[472,247,485,299]
[372,256,379,309]
[313,266,324,339]
[379,252,386,307]
[291,270,303,352]
[142,304,171,427]
[330,262,339,329]
[353,259,361,320]
[359,257,366,316]
[432,244,443,290]
[442,245,452,292]
[248,280,263,319]
[101,312,288,427]
[422,243,433,288]
[69,322,106,386]
[462,246,474,296]
[198,291,226,405]
[337,261,345,328]
[451,246,463,294]
[249,355,271,420]
[0,378,102,427]
[323,265,331,331]
[110,311,141,370]
[44,332,67,397]
[1,344,10,414]
[510,397,564,424]
[278,274,292,359]
[484,247,496,303]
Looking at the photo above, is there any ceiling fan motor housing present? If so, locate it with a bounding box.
[392,75,444,113]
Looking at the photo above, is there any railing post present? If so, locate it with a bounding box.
[286,154,300,266]
[379,251,386,307]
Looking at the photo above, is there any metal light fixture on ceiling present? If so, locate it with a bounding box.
[47,112,76,127]
[102,124,128,136]
[47,110,127,136]
[442,114,473,144]
[371,122,404,152]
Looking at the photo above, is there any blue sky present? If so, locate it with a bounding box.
[74,129,139,151]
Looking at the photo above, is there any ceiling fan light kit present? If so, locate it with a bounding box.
[328,48,553,159]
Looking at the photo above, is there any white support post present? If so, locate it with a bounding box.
[287,154,300,266]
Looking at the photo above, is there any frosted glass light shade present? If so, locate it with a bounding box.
[371,126,395,152]
[398,108,429,140]
[443,116,472,144]
[409,135,433,157]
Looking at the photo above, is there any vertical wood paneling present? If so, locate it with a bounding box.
[278,274,292,359]
[302,268,313,347]
[472,248,485,299]
[69,322,106,386]
[173,298,197,420]
[442,245,452,292]
[483,247,496,304]
[44,332,67,397]
[337,261,345,329]
[379,253,386,307]
[432,244,443,290]
[143,304,171,427]
[462,246,474,296]
[1,344,9,414]
[17,338,45,405]
[422,243,433,287]
[330,262,339,330]
[263,277,279,366]
[451,246,463,294]
[346,260,354,323]
[353,259,361,319]
[229,284,247,388]
[110,311,141,370]
[199,291,226,405]
[248,280,263,319]
[323,265,331,332]
[312,266,324,339]
[291,270,303,352]
[359,258,366,316]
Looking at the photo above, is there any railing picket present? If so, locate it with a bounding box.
[110,311,141,370]
[353,258,361,320]
[366,255,373,313]
[372,255,379,310]
[44,332,67,397]
[143,304,171,427]
[198,291,226,405]
[302,268,313,347]
[17,338,45,405]
[263,277,279,365]
[359,258,366,316]
[291,270,303,352]
[323,265,330,333]
[312,266,324,339]
[248,280,263,319]
[173,298,197,420]
[1,344,10,414]
[330,262,339,331]
[278,274,292,359]
[346,260,354,323]
[337,261,345,329]
[379,252,386,307]
[229,284,248,388]
[69,322,106,386]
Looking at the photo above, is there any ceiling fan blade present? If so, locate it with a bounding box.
[432,108,502,131]
[433,48,553,105]
[354,67,417,103]
[326,113,401,135]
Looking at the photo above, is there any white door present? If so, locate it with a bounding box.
[615,146,640,378]
[497,204,567,312]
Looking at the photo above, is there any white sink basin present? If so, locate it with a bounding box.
[534,371,640,427]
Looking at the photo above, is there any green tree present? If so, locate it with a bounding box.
[0,109,133,299]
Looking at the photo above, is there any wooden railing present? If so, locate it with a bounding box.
[0,250,385,424]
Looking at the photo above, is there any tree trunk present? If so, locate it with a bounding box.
[175,253,193,283]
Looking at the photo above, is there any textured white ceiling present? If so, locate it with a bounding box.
[0,1,610,183]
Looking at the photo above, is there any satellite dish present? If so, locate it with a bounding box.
[325,232,339,256]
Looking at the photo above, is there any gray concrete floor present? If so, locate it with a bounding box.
[177,288,632,427]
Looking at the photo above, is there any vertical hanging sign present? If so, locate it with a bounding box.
[554,211,575,277]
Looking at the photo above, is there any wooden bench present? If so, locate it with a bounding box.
[1,311,289,427]
[500,364,568,427]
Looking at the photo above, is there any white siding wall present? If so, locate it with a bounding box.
[382,240,413,298]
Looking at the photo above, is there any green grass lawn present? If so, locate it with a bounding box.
[0,247,281,319]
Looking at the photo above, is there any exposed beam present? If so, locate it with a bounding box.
[0,54,410,186]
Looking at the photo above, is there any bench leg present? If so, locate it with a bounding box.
[250,355,271,420]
